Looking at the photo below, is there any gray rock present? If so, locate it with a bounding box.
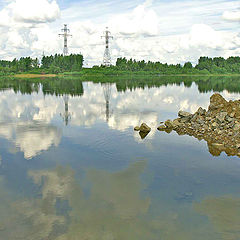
[180,117,191,123]
[212,122,218,128]
[215,130,222,135]
[216,112,228,123]
[212,143,224,148]
[165,119,174,128]
[233,123,240,131]
[134,126,140,131]
[196,119,205,125]
[139,123,151,133]
[223,125,229,130]
[206,111,212,117]
[191,113,198,122]
[178,110,192,118]
[157,125,167,131]
[225,116,234,123]
[172,119,181,127]
[139,131,150,139]
[196,107,206,115]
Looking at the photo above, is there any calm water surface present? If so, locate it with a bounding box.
[1,77,240,240]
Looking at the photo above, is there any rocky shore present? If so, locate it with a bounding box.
[135,93,240,158]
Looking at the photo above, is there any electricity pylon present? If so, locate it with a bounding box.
[101,27,113,67]
[59,24,72,56]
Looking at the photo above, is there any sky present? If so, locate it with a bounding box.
[0,0,239,66]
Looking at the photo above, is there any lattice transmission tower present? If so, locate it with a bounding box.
[59,24,72,56]
[101,27,113,67]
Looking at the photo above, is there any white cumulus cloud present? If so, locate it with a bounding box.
[10,0,60,24]
[222,10,240,22]
[110,1,159,37]
[187,24,223,49]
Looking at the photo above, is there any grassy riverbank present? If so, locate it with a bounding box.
[62,68,240,77]
[62,69,240,77]
[14,73,57,78]
[13,67,240,78]
[13,69,240,80]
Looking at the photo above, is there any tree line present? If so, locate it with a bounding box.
[112,56,240,74]
[0,54,239,75]
[0,54,84,74]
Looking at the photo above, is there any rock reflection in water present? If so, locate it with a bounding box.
[139,131,150,139]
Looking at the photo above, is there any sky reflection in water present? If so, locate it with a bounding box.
[0,78,240,239]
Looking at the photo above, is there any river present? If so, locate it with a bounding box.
[0,76,240,240]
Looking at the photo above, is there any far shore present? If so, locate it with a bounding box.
[11,72,240,79]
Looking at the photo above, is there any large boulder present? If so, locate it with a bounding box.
[134,126,140,131]
[180,117,191,123]
[157,125,167,131]
[196,107,206,116]
[208,93,227,112]
[178,110,192,118]
[207,93,240,119]
[164,120,174,128]
[172,118,182,128]
[139,131,150,139]
[139,123,151,133]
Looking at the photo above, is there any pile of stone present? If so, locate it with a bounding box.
[134,123,151,139]
[157,93,240,157]
[134,93,240,157]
